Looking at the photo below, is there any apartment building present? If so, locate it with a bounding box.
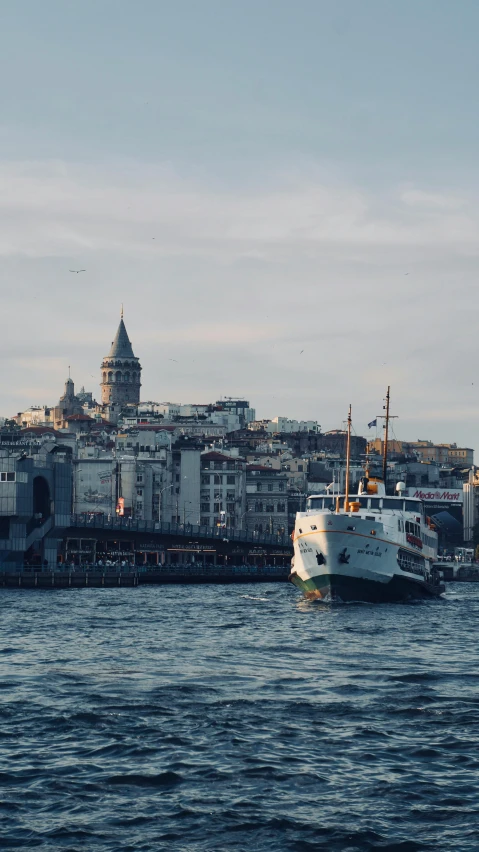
[199,451,246,529]
[245,466,288,536]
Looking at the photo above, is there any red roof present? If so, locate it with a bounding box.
[21,426,64,437]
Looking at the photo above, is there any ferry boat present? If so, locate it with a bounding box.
[289,391,444,602]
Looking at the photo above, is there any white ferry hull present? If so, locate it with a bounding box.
[290,513,443,602]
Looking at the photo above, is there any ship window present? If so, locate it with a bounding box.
[369,498,380,509]
[406,521,421,537]
[405,500,419,512]
[370,530,376,536]
[347,525,355,531]
[366,515,375,521]
[298,528,302,534]
[357,497,369,508]
[382,498,399,509]
[310,525,317,530]
[308,498,323,509]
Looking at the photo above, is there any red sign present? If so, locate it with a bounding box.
[407,533,423,550]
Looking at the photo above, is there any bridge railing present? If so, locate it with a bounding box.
[68,514,291,549]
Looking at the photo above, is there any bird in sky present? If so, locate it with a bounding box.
[300,350,304,354]
[404,272,410,275]
[169,359,178,362]
[70,269,86,273]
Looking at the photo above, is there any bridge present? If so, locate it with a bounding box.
[54,514,292,568]
[65,514,291,549]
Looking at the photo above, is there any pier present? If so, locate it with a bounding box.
[0,563,289,589]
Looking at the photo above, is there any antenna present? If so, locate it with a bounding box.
[344,404,352,512]
[376,386,397,491]
[382,386,390,486]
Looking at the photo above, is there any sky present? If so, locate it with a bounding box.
[1,0,479,449]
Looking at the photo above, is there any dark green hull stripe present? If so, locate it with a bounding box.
[289,571,442,602]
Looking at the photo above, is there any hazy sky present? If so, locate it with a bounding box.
[1,0,479,449]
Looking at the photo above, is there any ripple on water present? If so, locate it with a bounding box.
[1,582,479,850]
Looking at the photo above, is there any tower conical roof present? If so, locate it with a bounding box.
[108,318,135,358]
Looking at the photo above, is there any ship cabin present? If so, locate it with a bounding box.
[303,492,438,561]
[306,494,424,517]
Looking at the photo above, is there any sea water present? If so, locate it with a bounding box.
[1,583,478,851]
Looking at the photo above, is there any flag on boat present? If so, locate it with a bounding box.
[368,419,377,429]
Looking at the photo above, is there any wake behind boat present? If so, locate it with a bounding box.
[289,391,444,602]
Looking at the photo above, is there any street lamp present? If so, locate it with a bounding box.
[73,467,82,515]
[240,507,252,531]
[158,483,174,523]
[183,504,200,525]
[182,500,199,526]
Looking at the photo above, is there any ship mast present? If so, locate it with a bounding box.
[382,386,390,490]
[344,404,352,512]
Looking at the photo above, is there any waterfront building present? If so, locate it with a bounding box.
[245,466,288,536]
[0,445,71,571]
[74,429,203,526]
[169,440,202,525]
[200,451,246,529]
[74,449,171,523]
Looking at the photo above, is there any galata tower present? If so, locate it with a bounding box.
[101,311,141,407]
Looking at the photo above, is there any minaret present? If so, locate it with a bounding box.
[100,310,141,408]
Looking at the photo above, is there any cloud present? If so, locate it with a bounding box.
[0,160,478,262]
[400,188,465,210]
[1,158,478,450]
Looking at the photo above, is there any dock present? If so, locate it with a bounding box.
[0,564,289,589]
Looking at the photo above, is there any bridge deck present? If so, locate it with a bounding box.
[64,515,292,551]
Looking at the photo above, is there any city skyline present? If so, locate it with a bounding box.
[6,309,475,455]
[1,2,479,447]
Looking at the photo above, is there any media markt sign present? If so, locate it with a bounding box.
[406,487,463,503]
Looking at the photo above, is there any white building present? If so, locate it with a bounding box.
[266,417,320,434]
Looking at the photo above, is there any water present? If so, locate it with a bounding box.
[1,583,479,851]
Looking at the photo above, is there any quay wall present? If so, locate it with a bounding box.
[0,565,289,589]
